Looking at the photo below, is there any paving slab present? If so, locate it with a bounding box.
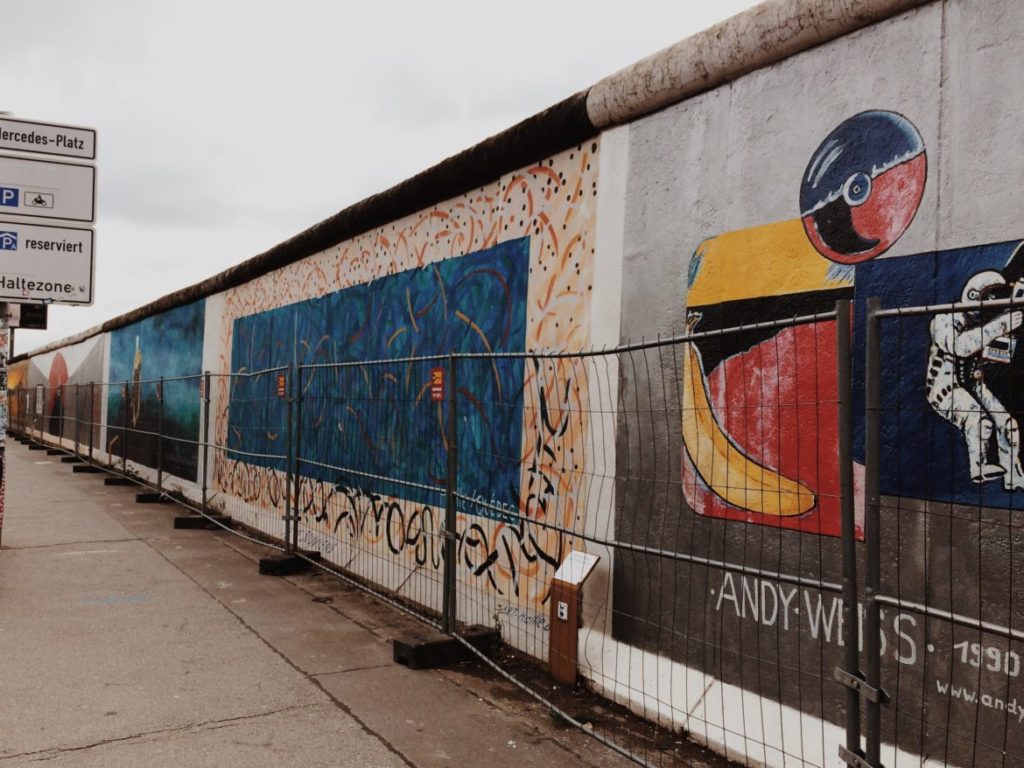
[0,441,636,768]
[4,704,403,768]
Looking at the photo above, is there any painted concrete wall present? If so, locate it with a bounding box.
[594,3,1024,766]
[13,1,1024,766]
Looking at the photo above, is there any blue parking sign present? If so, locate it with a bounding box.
[0,187,18,207]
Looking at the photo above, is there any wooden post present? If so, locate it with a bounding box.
[549,578,581,686]
[547,550,600,687]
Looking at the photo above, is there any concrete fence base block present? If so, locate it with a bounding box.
[27,444,47,451]
[72,464,104,474]
[135,492,171,504]
[392,626,500,670]
[45,449,62,456]
[103,477,135,486]
[60,456,83,464]
[173,514,228,530]
[258,552,321,577]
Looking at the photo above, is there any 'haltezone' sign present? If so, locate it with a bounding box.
[0,117,95,160]
[0,221,93,305]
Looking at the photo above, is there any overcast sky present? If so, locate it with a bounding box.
[3,0,759,355]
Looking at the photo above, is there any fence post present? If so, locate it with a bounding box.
[121,382,128,473]
[58,385,64,444]
[834,299,864,764]
[72,384,78,454]
[201,372,210,514]
[442,352,458,635]
[156,377,164,493]
[863,297,884,766]
[89,382,94,461]
[290,364,303,554]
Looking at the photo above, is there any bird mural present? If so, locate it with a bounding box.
[681,111,926,534]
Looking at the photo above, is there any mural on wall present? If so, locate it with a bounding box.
[215,144,599,606]
[854,240,1024,507]
[229,238,530,513]
[613,109,934,747]
[13,336,106,446]
[107,301,205,480]
[681,110,927,536]
[618,103,1024,765]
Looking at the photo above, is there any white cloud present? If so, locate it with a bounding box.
[5,0,760,354]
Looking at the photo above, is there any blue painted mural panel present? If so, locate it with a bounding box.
[107,300,206,479]
[228,238,530,519]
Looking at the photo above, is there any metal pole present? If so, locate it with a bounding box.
[442,353,458,635]
[74,383,81,455]
[290,364,302,553]
[58,384,64,445]
[156,377,164,493]
[121,382,128,473]
[864,297,883,766]
[836,300,862,758]
[0,314,9,548]
[89,382,94,461]
[201,372,210,514]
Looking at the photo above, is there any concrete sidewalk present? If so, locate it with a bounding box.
[0,442,632,768]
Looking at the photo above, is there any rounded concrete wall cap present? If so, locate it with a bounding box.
[586,0,930,128]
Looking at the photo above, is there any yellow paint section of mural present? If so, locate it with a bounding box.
[681,340,814,516]
[7,361,26,390]
[688,218,852,306]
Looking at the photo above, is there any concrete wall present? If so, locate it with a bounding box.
[13,1,1024,766]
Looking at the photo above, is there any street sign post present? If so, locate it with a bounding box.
[0,154,95,223]
[0,115,96,546]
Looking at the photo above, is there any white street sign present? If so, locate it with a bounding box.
[0,154,95,224]
[0,118,95,160]
[0,220,94,305]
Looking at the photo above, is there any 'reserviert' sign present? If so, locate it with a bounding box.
[0,221,93,304]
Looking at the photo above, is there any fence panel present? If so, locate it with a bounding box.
[864,299,1024,768]
[450,308,852,767]
[209,367,291,538]
[293,357,448,625]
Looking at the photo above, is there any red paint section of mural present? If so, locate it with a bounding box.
[47,352,68,412]
[682,322,843,536]
[849,153,927,251]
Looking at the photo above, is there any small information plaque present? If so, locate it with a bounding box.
[552,550,600,586]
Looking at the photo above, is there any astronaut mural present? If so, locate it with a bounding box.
[926,256,1024,491]
[854,240,1024,508]
[681,110,927,536]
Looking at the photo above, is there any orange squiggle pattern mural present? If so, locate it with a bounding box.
[213,142,599,610]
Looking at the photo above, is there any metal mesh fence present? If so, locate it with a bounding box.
[13,297,1024,767]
